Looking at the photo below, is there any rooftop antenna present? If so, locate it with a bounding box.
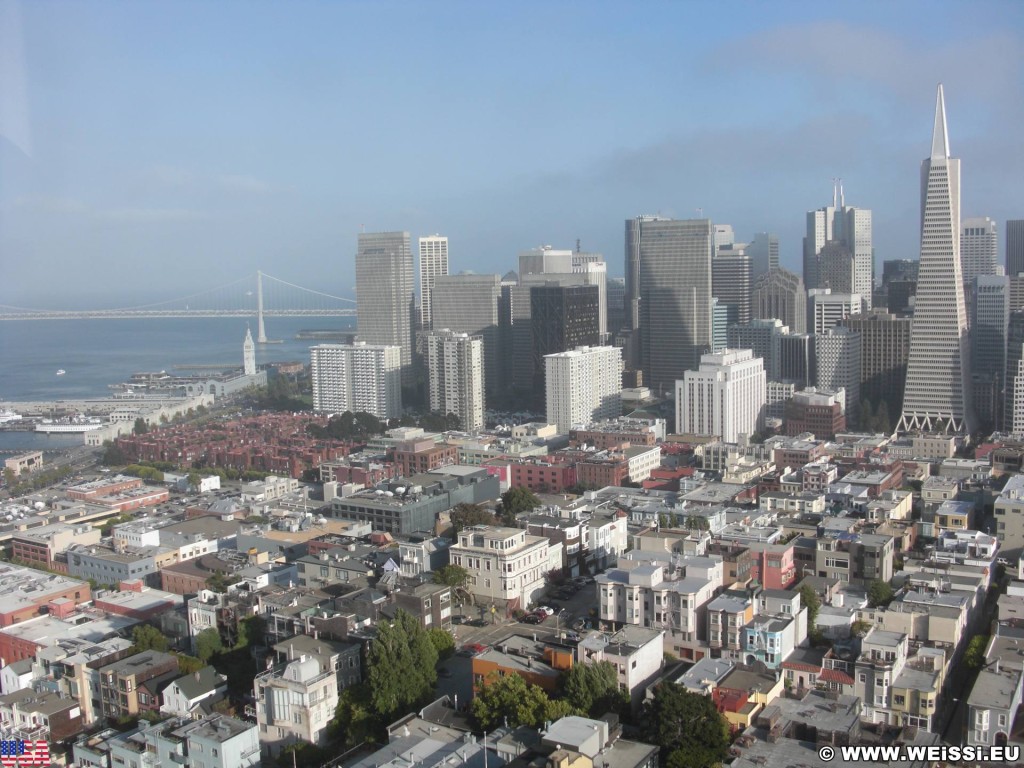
[839,178,845,208]
[831,178,839,208]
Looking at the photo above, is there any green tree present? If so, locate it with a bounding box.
[187,471,202,490]
[641,683,730,768]
[235,615,267,650]
[799,584,824,644]
[427,627,455,659]
[2,468,16,488]
[561,661,628,718]
[449,503,496,534]
[176,654,205,675]
[131,624,169,653]
[275,743,329,768]
[367,610,438,722]
[964,635,989,669]
[102,443,129,466]
[850,619,872,637]
[498,487,541,525]
[471,671,563,731]
[330,682,381,748]
[867,579,895,608]
[206,571,241,593]
[433,564,470,590]
[195,628,223,662]
[133,418,149,435]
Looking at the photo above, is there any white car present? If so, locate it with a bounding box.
[536,606,555,617]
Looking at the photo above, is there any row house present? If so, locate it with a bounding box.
[854,628,946,731]
[525,514,588,577]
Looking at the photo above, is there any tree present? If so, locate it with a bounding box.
[187,471,202,490]
[330,682,381,748]
[471,671,564,731]
[2,468,16,488]
[867,579,895,608]
[799,584,824,644]
[641,683,730,768]
[235,615,267,650]
[367,610,438,721]
[965,635,989,669]
[131,624,169,653]
[427,627,455,659]
[449,503,496,534]
[498,487,541,525]
[195,628,223,662]
[850,619,872,637]
[433,565,470,590]
[176,654,205,675]
[561,661,629,718]
[206,571,241,593]
[133,418,149,435]
[102,443,129,466]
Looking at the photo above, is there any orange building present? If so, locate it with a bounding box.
[471,634,573,694]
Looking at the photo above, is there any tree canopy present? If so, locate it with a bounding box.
[131,624,169,653]
[449,503,496,533]
[641,683,730,768]
[867,579,895,608]
[367,610,439,722]
[561,661,629,718]
[498,487,541,525]
[470,671,578,731]
[433,564,470,589]
[308,411,384,440]
[195,627,223,662]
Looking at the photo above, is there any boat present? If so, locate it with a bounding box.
[0,409,22,424]
[56,369,66,376]
[35,415,104,433]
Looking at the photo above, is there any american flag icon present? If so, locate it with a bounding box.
[0,740,50,766]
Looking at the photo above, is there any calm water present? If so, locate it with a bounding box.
[0,316,354,452]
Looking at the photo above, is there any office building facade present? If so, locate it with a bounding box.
[712,250,752,325]
[356,232,414,380]
[752,267,807,334]
[676,349,766,443]
[418,234,449,330]
[431,273,502,391]
[815,327,862,420]
[803,184,873,307]
[1008,220,1024,278]
[843,311,911,419]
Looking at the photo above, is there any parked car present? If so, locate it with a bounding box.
[535,606,555,616]
[521,613,543,624]
[459,642,489,657]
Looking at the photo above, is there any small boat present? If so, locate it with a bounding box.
[56,369,66,376]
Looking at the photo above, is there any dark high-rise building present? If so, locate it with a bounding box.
[1006,311,1024,432]
[712,250,752,326]
[607,277,626,336]
[1006,220,1024,278]
[752,267,807,334]
[530,284,600,401]
[842,310,911,419]
[779,333,815,387]
[728,319,785,381]
[879,259,919,317]
[630,218,713,393]
[356,231,415,384]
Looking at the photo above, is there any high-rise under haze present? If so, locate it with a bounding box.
[630,217,714,393]
[803,183,873,308]
[752,267,806,334]
[418,235,449,331]
[431,273,502,392]
[1007,220,1024,278]
[960,218,999,285]
[356,232,414,381]
[897,85,974,434]
[426,330,484,432]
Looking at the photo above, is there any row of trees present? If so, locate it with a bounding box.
[307,410,464,442]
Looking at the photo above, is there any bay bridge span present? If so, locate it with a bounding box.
[0,271,356,343]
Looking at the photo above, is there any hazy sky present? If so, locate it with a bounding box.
[1,0,1022,308]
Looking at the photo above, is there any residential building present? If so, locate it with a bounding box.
[310,342,402,419]
[545,346,623,434]
[994,474,1024,554]
[159,666,228,719]
[0,688,83,743]
[98,650,180,720]
[418,234,449,330]
[393,581,453,631]
[752,266,806,334]
[253,655,339,756]
[356,231,414,381]
[431,273,503,390]
[472,634,573,693]
[577,626,664,711]
[630,217,714,392]
[426,330,484,431]
[676,349,766,443]
[449,525,561,608]
[854,628,945,730]
[898,85,974,434]
[147,715,261,768]
[966,629,1024,748]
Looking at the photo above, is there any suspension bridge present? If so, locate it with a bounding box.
[0,271,356,342]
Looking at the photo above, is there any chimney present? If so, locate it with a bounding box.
[194,671,201,681]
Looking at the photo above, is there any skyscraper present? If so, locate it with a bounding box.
[426,330,484,431]
[310,343,402,419]
[676,349,766,443]
[961,218,999,285]
[815,327,862,421]
[634,218,714,393]
[712,248,752,326]
[808,289,863,335]
[752,267,806,334]
[897,85,974,434]
[747,232,780,280]
[843,310,911,421]
[1006,220,1024,278]
[803,184,873,307]
[545,346,623,434]
[356,232,414,382]
[973,275,1009,431]
[431,273,503,392]
[728,319,786,381]
[1007,311,1024,433]
[572,252,609,338]
[418,234,449,331]
[531,284,601,398]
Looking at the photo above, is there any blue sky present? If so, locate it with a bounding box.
[1,0,1022,307]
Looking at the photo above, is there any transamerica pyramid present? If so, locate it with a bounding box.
[897,85,974,435]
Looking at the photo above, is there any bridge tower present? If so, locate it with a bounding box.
[256,270,268,343]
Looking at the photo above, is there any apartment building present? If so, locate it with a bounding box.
[854,628,945,731]
[449,525,561,607]
[253,655,339,756]
[98,650,180,720]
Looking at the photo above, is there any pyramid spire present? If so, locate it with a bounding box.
[931,84,950,160]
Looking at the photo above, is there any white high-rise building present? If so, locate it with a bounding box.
[713,224,736,251]
[545,346,623,434]
[815,327,862,419]
[804,184,873,308]
[243,327,256,376]
[426,330,484,431]
[676,349,766,443]
[808,289,864,335]
[898,85,974,434]
[418,234,449,330]
[572,252,608,338]
[310,343,402,419]
[961,217,999,285]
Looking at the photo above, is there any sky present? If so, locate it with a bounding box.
[1,0,1022,308]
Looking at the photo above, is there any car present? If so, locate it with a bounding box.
[521,613,543,624]
[563,631,580,642]
[535,606,555,616]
